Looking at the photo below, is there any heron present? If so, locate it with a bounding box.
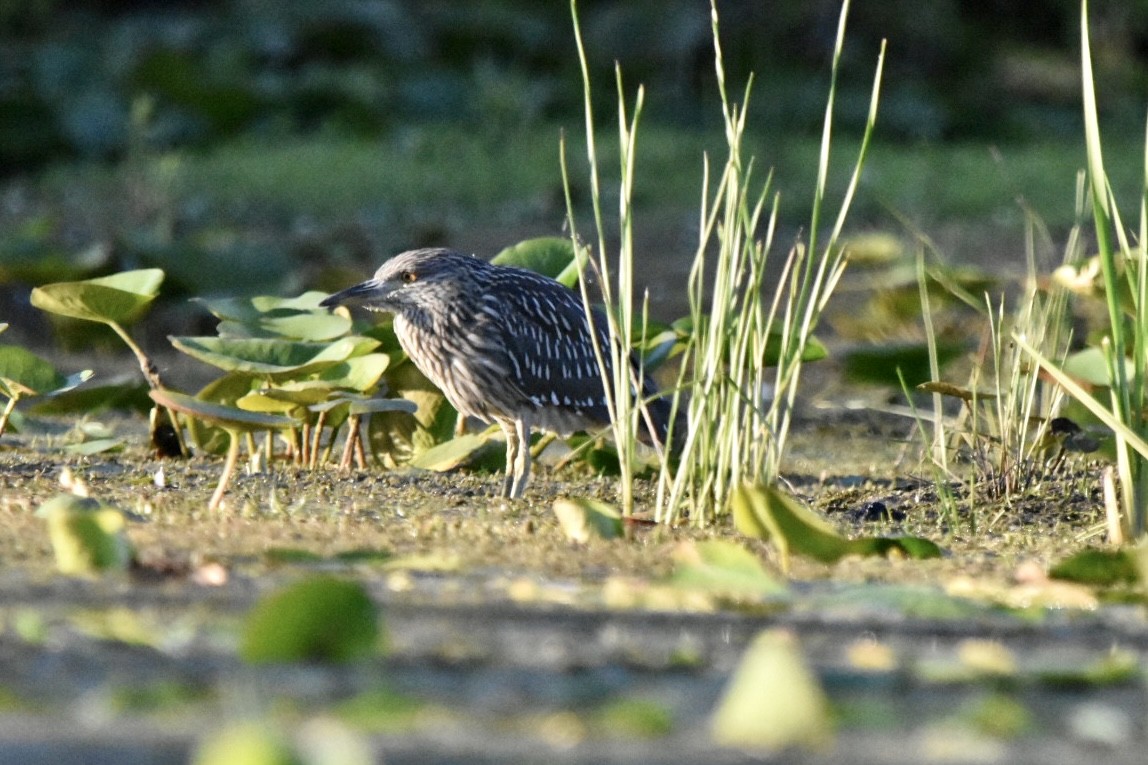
[320,247,678,497]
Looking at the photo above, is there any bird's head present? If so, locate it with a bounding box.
[320,248,480,314]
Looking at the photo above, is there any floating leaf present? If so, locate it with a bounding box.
[761,328,829,365]
[217,312,353,342]
[195,289,332,319]
[239,576,380,664]
[35,494,134,575]
[316,354,391,391]
[201,292,354,342]
[671,319,828,367]
[149,389,297,432]
[732,485,851,567]
[1048,548,1139,586]
[31,374,150,415]
[0,345,68,398]
[336,688,425,733]
[851,535,945,559]
[842,231,904,266]
[236,391,310,414]
[492,237,578,286]
[408,432,500,472]
[30,269,164,325]
[711,629,833,750]
[170,336,378,377]
[348,398,418,416]
[62,438,124,455]
[370,361,457,465]
[843,341,965,386]
[732,485,942,570]
[192,722,300,765]
[670,540,786,598]
[1063,346,1136,388]
[594,698,674,739]
[553,497,624,542]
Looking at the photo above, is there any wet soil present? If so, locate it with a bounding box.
[0,395,1141,764]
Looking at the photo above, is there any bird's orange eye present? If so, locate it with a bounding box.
[401,271,417,283]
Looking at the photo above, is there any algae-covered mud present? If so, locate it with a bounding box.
[1,404,1143,764]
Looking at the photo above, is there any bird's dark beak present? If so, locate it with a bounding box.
[319,279,385,309]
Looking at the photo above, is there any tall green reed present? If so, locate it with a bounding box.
[1018,0,1148,540]
[564,0,883,525]
[660,0,884,525]
[560,1,648,516]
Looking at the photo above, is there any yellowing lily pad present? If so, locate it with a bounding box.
[711,629,833,750]
[670,540,786,598]
[30,269,164,325]
[149,389,297,432]
[35,494,134,575]
[553,497,624,542]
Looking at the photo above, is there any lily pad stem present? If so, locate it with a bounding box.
[209,428,242,512]
[0,395,19,438]
[108,320,189,457]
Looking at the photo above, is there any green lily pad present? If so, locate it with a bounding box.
[552,497,624,542]
[31,375,151,415]
[236,391,312,414]
[594,698,674,739]
[239,576,380,664]
[348,398,418,416]
[0,344,89,398]
[843,341,965,387]
[711,629,833,750]
[732,484,942,571]
[170,336,379,377]
[149,389,297,432]
[202,292,354,342]
[62,438,124,455]
[408,432,500,472]
[217,312,353,342]
[732,484,851,566]
[491,236,579,287]
[336,687,425,733]
[30,269,164,325]
[669,317,830,368]
[670,540,786,598]
[842,231,904,266]
[1063,346,1136,387]
[316,354,391,391]
[1048,548,1139,586]
[370,362,457,464]
[195,291,331,322]
[761,328,829,365]
[35,494,134,575]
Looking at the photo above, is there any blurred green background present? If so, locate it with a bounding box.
[1,0,1145,344]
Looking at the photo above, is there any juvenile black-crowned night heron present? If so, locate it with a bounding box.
[320,247,677,498]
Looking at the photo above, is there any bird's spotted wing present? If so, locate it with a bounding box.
[485,268,613,428]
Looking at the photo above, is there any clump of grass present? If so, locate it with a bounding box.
[659,0,884,525]
[1018,0,1148,542]
[561,0,650,516]
[564,0,884,524]
[968,209,1074,504]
